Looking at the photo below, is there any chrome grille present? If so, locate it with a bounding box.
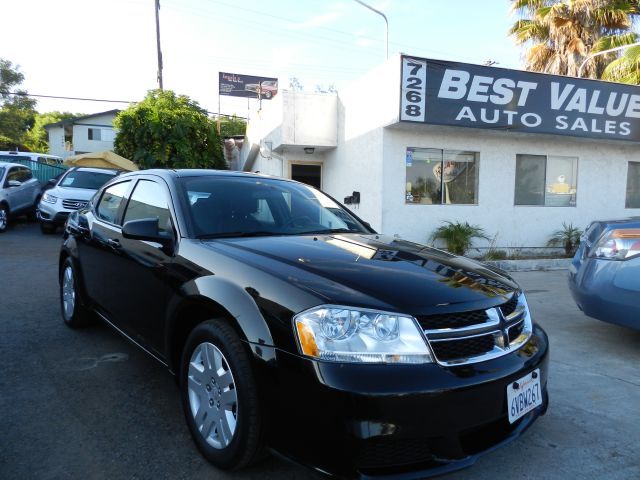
[416,310,489,330]
[422,292,532,366]
[62,199,88,210]
[430,334,495,362]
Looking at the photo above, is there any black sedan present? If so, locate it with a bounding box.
[60,169,549,478]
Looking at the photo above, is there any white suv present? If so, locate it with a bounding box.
[37,167,119,233]
[0,162,42,233]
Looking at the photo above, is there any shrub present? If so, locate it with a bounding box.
[546,222,582,257]
[430,221,490,256]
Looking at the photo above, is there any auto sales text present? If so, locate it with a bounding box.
[437,69,637,135]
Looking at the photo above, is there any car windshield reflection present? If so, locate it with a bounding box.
[182,176,368,239]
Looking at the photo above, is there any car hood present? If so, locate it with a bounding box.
[201,234,518,315]
[50,186,97,200]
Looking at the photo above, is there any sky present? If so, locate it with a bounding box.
[3,0,523,117]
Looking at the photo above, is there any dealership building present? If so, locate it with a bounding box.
[238,54,640,250]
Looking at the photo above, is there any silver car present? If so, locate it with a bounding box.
[0,162,42,233]
[37,167,119,233]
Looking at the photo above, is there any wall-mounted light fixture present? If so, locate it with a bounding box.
[304,147,315,154]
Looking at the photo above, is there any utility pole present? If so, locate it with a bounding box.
[155,0,163,90]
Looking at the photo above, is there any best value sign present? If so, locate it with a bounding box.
[400,55,640,142]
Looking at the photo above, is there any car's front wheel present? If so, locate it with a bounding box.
[0,204,8,233]
[180,319,264,470]
[60,258,92,327]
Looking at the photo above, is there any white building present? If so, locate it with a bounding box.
[240,55,640,250]
[45,110,119,158]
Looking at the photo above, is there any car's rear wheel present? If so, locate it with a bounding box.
[60,258,92,328]
[0,204,8,233]
[28,196,41,221]
[180,319,264,470]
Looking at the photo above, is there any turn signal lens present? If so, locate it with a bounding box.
[293,305,432,364]
[592,228,640,260]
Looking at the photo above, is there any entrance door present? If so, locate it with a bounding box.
[290,163,322,189]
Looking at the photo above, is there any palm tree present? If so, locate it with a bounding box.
[509,0,639,79]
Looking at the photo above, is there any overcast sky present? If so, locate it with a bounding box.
[3,0,521,117]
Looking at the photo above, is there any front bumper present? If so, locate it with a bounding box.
[568,258,640,330]
[256,324,549,479]
[37,202,72,226]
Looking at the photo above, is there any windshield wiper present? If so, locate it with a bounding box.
[197,231,283,239]
[298,228,360,235]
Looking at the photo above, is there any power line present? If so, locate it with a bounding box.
[6,92,246,119]
[7,92,134,103]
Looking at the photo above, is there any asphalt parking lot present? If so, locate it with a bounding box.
[1,219,639,480]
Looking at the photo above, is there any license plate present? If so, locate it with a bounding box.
[507,369,542,424]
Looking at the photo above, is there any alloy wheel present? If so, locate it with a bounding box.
[0,207,7,231]
[187,342,238,449]
[61,266,76,320]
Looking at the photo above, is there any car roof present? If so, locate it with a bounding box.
[0,162,32,169]
[68,167,120,174]
[0,151,62,158]
[117,168,287,182]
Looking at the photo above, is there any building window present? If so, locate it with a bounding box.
[87,128,114,142]
[88,128,101,141]
[405,148,479,205]
[515,154,577,207]
[627,161,640,208]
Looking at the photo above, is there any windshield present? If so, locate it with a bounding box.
[60,170,116,189]
[181,176,370,238]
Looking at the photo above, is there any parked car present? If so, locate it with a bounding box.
[244,80,278,99]
[0,162,42,233]
[60,169,549,478]
[569,217,640,330]
[37,166,119,234]
[0,150,66,184]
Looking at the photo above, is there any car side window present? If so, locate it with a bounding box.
[123,180,172,233]
[96,181,131,225]
[19,167,33,181]
[7,167,21,183]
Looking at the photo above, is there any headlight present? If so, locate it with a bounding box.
[293,305,433,364]
[591,228,640,260]
[41,192,58,204]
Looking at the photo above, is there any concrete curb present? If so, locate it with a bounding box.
[484,258,572,272]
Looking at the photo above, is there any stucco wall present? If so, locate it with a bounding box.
[320,56,402,231]
[380,124,640,247]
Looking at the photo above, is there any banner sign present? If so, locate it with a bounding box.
[219,72,278,100]
[400,55,640,142]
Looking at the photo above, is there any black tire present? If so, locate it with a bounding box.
[28,196,41,221]
[59,258,92,328]
[40,222,56,234]
[0,204,7,233]
[263,91,273,99]
[180,319,264,470]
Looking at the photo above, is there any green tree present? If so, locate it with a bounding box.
[509,0,639,78]
[114,90,225,169]
[0,59,37,143]
[23,111,77,152]
[219,115,247,137]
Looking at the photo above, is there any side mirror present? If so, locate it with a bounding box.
[122,218,173,248]
[8,180,22,188]
[47,178,57,187]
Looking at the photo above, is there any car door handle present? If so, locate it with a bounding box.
[106,238,121,250]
